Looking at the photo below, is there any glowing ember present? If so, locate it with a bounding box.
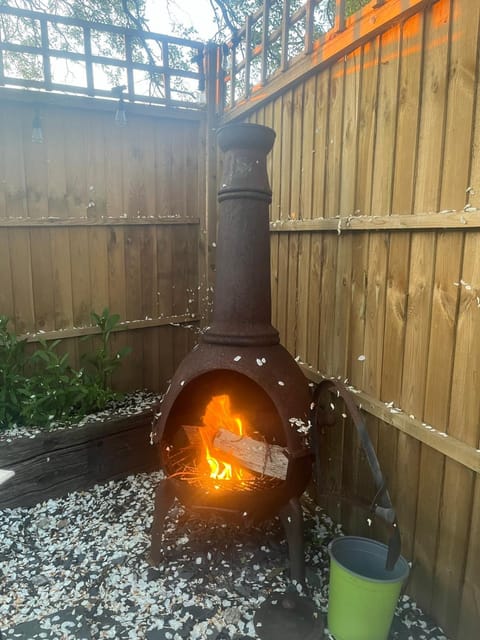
[199,394,253,486]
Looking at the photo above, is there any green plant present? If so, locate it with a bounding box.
[80,308,132,393]
[19,339,82,426]
[0,315,28,426]
[0,309,132,430]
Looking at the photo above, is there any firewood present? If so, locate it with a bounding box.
[180,425,288,480]
[213,428,289,480]
[181,424,205,447]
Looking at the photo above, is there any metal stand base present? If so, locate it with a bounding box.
[149,482,307,586]
[279,496,306,584]
[149,478,177,565]
[254,592,324,640]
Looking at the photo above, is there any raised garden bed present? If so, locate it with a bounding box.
[0,393,162,509]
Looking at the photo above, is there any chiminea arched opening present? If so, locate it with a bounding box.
[149,123,313,583]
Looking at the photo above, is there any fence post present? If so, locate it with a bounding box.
[201,43,220,327]
[281,0,290,71]
[261,0,270,85]
[40,16,52,90]
[245,14,252,99]
[83,26,94,96]
[304,0,315,54]
[335,0,346,33]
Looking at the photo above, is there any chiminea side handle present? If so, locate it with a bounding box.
[310,379,401,571]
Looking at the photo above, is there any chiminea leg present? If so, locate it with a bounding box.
[149,478,177,565]
[279,497,305,585]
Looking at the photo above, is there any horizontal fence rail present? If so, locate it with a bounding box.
[0,5,206,108]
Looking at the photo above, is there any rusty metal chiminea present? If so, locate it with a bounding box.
[149,123,313,583]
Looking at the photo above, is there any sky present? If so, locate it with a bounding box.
[144,0,218,41]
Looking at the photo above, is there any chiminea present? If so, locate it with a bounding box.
[149,123,313,582]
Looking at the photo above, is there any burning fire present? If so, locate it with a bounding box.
[199,394,252,485]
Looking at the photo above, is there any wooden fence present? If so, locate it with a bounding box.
[1,0,479,636]
[222,0,480,637]
[0,90,206,392]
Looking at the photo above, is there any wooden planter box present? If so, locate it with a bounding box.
[0,410,160,509]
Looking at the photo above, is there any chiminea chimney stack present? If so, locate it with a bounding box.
[204,124,279,347]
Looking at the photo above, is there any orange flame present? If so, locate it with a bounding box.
[199,394,252,486]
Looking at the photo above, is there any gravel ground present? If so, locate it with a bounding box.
[0,472,449,640]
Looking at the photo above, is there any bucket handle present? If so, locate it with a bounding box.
[310,379,401,571]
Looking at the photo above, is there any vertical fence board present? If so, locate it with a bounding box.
[69,228,92,327]
[324,57,345,218]
[347,234,368,389]
[412,231,463,610]
[440,0,479,211]
[433,230,480,632]
[296,77,316,361]
[276,91,294,344]
[139,227,158,321]
[378,232,409,506]
[433,462,475,635]
[286,86,304,354]
[29,228,55,332]
[85,113,107,219]
[0,108,7,217]
[0,232,14,320]
[333,49,360,378]
[64,111,89,219]
[88,227,109,315]
[50,229,74,330]
[280,90,294,220]
[124,126,147,219]
[391,12,423,215]
[307,233,323,370]
[22,116,48,220]
[469,25,480,211]
[397,233,436,559]
[457,476,480,639]
[300,75,316,221]
[105,120,125,219]
[413,0,450,214]
[355,41,379,216]
[45,112,68,220]
[371,26,401,216]
[2,106,28,219]
[107,227,127,319]
[8,229,34,333]
[184,122,200,219]
[318,235,337,373]
[270,96,283,329]
[312,69,329,218]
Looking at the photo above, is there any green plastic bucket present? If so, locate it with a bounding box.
[327,536,409,640]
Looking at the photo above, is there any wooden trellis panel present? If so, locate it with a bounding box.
[241,0,480,637]
[0,5,204,108]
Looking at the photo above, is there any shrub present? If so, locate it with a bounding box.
[0,309,131,430]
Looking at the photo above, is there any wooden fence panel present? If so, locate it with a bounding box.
[224,0,480,636]
[0,93,205,395]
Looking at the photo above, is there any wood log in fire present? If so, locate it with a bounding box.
[181,425,289,480]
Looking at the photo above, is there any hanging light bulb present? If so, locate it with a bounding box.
[31,110,44,143]
[112,85,128,127]
[114,97,127,126]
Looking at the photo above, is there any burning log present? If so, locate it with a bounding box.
[214,428,289,480]
[181,425,289,480]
